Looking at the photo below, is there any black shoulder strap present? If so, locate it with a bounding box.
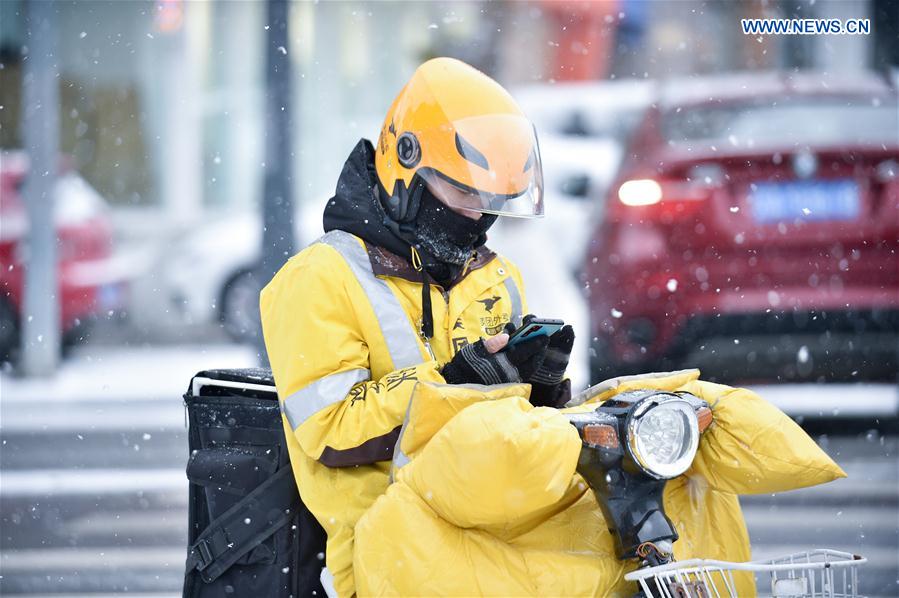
[185,464,298,582]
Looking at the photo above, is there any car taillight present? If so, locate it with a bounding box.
[613,176,717,226]
[619,178,715,206]
[618,179,662,206]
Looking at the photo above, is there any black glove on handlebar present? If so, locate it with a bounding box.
[441,335,549,386]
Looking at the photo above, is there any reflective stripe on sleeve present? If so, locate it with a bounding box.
[499,258,523,327]
[282,368,371,430]
[391,447,411,481]
[320,230,425,370]
[388,396,416,483]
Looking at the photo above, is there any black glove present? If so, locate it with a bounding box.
[508,315,575,408]
[441,334,549,386]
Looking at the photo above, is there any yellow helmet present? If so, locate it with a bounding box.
[375,57,544,221]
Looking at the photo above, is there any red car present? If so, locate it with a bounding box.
[0,152,128,360]
[583,72,899,383]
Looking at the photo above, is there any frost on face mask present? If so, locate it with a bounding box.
[411,187,496,265]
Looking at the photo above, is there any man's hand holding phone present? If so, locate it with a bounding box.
[440,326,548,387]
[441,315,575,408]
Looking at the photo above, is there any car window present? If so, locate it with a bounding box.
[663,98,898,148]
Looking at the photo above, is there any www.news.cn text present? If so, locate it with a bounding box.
[741,18,871,35]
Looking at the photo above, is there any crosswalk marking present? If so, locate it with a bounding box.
[64,510,187,537]
[746,384,899,417]
[743,505,897,529]
[750,545,898,569]
[0,400,184,431]
[1,468,185,496]
[1,547,184,570]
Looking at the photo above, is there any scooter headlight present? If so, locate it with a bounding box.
[626,396,700,479]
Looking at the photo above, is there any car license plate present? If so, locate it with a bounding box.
[749,179,860,224]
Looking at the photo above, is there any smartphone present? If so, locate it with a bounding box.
[506,318,565,347]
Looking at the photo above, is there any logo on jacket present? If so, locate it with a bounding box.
[453,318,464,330]
[477,296,502,313]
[480,315,509,336]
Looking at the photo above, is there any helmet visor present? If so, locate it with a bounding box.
[416,114,544,218]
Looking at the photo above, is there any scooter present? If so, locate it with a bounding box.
[182,369,866,598]
[567,388,867,598]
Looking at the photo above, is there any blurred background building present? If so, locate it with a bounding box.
[1,0,893,236]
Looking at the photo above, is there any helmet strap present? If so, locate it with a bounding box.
[410,246,434,340]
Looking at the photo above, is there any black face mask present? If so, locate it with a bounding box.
[411,186,498,266]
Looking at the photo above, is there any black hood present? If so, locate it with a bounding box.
[323,139,491,286]
[322,139,413,261]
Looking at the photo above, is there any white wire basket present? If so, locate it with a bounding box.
[624,549,867,598]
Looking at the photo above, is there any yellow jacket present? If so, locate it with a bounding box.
[260,230,528,597]
[354,370,846,596]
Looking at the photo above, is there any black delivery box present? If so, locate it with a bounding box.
[182,368,326,597]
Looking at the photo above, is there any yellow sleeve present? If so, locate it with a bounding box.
[683,381,846,494]
[399,397,581,529]
[260,243,444,467]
